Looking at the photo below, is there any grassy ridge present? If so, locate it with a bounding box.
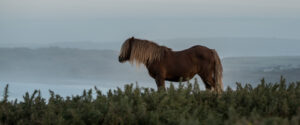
[1,78,300,125]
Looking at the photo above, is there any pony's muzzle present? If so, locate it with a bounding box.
[118,56,125,63]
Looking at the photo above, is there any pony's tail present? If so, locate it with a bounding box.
[212,49,223,93]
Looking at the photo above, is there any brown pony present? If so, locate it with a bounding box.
[119,37,223,92]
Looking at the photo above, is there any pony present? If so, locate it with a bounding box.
[118,37,223,92]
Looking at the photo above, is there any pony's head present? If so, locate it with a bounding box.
[119,37,169,66]
[119,37,134,63]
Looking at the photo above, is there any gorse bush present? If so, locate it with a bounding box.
[1,77,300,125]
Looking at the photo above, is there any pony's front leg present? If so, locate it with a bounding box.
[155,77,165,91]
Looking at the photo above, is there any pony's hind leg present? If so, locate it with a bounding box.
[198,73,215,91]
[200,78,213,91]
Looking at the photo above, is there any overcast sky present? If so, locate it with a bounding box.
[1,0,300,44]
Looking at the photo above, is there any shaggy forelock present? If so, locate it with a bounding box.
[119,39,131,59]
[119,38,168,66]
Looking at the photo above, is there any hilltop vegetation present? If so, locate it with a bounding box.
[1,78,300,125]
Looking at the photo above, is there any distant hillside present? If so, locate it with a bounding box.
[0,47,299,88]
[159,37,300,57]
[222,56,300,86]
[1,37,300,57]
[0,47,151,85]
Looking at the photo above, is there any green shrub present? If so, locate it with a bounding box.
[1,77,300,125]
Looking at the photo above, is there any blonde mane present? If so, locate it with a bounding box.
[119,38,169,66]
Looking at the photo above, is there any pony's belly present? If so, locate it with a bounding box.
[165,75,194,82]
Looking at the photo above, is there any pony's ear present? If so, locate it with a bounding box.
[131,36,135,40]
